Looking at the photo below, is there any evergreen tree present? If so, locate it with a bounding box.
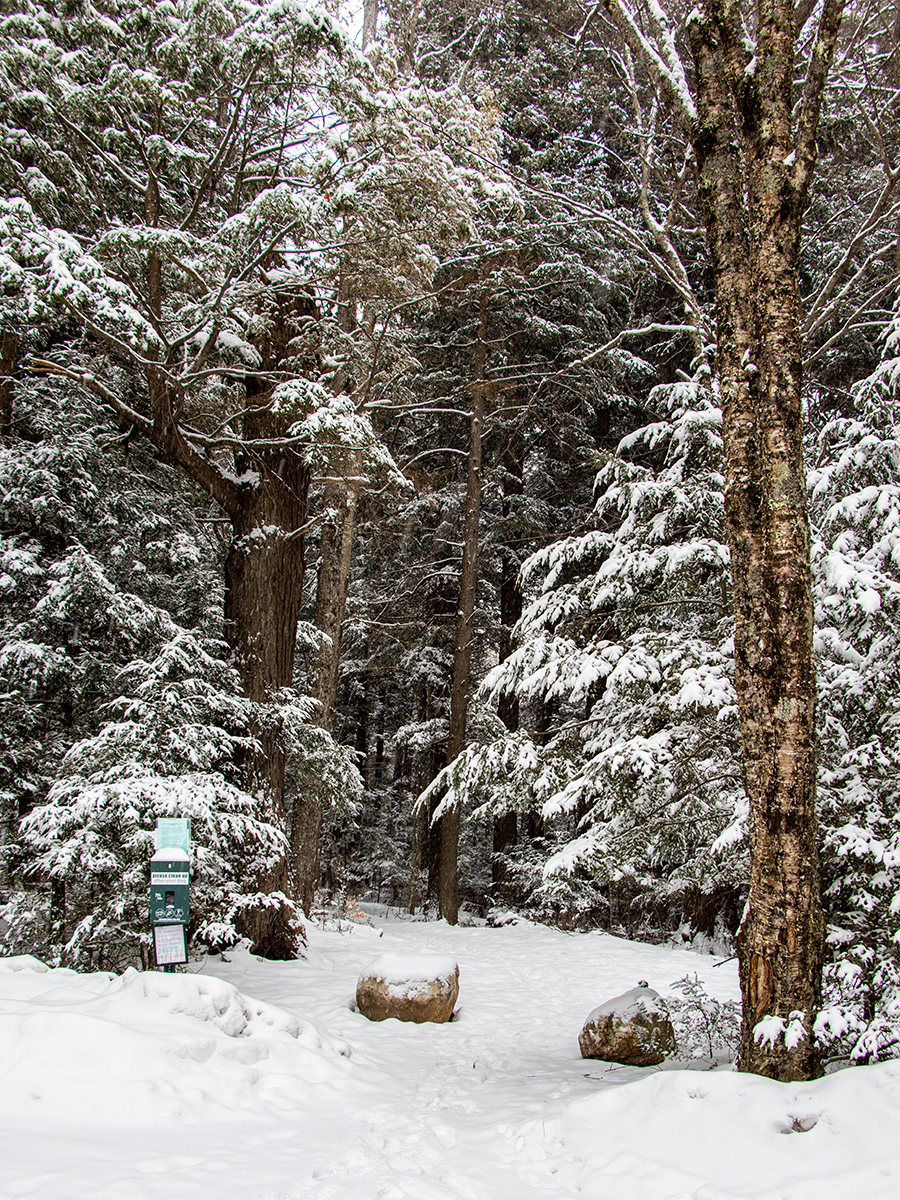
[812,337,900,1061]
[0,0,496,952]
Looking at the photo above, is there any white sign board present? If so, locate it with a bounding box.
[155,818,191,856]
[150,870,190,886]
[153,923,187,966]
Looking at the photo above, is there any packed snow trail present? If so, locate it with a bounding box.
[2,913,899,1198]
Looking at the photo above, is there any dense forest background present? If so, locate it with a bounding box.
[1,0,899,1067]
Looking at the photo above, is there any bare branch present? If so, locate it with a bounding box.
[793,0,848,200]
[804,172,900,336]
[180,62,260,231]
[602,0,698,127]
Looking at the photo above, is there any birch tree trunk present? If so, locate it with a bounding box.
[688,0,843,1082]
[603,0,846,1079]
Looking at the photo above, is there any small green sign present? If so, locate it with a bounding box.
[155,818,191,856]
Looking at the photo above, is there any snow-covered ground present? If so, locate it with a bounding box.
[2,911,899,1199]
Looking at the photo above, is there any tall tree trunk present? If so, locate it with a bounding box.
[492,449,523,900]
[362,0,379,50]
[312,476,360,729]
[224,453,310,958]
[387,0,418,74]
[683,0,845,1080]
[438,299,487,924]
[0,330,18,438]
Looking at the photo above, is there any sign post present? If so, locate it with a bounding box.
[149,819,191,972]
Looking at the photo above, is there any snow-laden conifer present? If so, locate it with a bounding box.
[811,346,900,1061]
[420,376,743,925]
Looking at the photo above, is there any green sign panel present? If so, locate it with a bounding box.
[149,855,190,926]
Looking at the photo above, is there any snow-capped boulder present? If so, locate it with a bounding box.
[356,953,459,1024]
[579,984,676,1066]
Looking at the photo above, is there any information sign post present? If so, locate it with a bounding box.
[149,819,191,972]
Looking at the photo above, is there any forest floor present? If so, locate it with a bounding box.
[2,910,899,1199]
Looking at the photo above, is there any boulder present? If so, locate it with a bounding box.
[356,953,459,1024]
[579,985,676,1066]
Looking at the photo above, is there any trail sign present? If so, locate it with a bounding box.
[149,851,190,927]
[149,821,192,970]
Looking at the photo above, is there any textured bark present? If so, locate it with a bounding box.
[601,0,844,1080]
[684,0,844,1080]
[0,330,18,438]
[224,437,310,958]
[438,301,487,925]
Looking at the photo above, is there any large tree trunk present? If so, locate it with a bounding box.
[684,0,844,1080]
[603,0,844,1083]
[437,301,487,924]
[362,0,379,50]
[224,448,310,958]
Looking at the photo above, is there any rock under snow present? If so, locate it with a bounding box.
[356,953,459,1024]
[579,984,676,1066]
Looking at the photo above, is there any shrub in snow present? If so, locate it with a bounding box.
[810,372,900,1062]
[665,973,740,1062]
[0,382,220,892]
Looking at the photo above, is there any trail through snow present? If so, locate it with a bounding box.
[1,912,898,1199]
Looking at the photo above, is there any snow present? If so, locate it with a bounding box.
[152,846,190,862]
[1,914,899,1199]
[360,952,458,986]
[587,984,667,1022]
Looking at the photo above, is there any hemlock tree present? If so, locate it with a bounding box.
[811,343,900,1062]
[447,374,744,927]
[0,0,493,951]
[0,376,223,909]
[0,374,340,967]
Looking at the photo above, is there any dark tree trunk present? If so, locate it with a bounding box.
[438,299,487,924]
[492,812,518,901]
[492,449,523,899]
[0,330,18,438]
[224,448,310,958]
[425,793,443,910]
